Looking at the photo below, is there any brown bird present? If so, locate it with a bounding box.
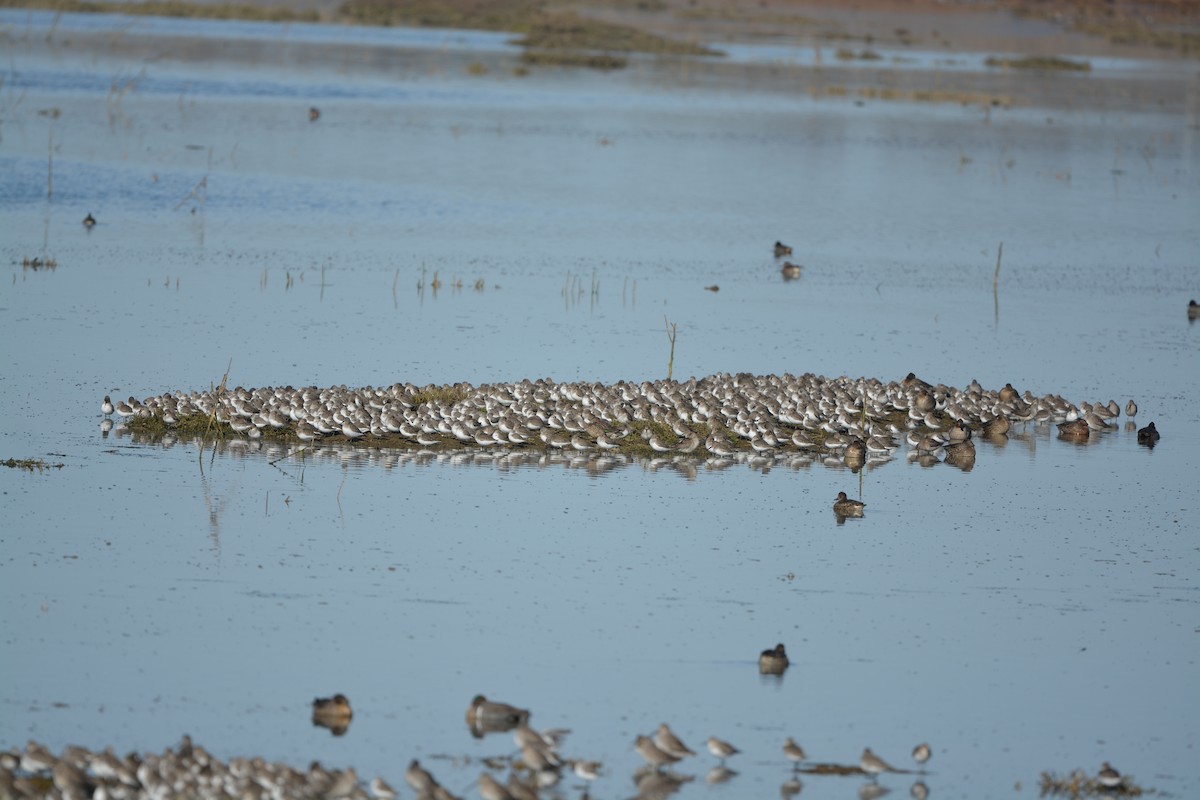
[759,643,789,674]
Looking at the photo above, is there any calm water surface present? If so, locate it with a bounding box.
[2,11,1198,799]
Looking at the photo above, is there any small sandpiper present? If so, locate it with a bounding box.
[404,760,438,795]
[477,773,510,800]
[654,724,695,759]
[783,738,807,768]
[706,737,740,763]
[912,743,931,765]
[1125,399,1137,417]
[860,748,896,778]
[635,735,681,770]
[1097,762,1122,789]
[369,776,397,800]
[101,396,114,416]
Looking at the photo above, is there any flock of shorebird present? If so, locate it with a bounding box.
[101,368,1156,471]
[302,686,1134,799]
[305,690,949,800]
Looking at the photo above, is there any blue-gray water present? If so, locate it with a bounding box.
[2,10,1198,799]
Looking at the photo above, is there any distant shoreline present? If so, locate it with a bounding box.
[3,0,1197,63]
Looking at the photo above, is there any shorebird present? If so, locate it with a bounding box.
[1098,762,1122,789]
[758,643,789,674]
[1125,399,1137,417]
[833,491,865,517]
[572,759,602,783]
[654,724,695,759]
[478,773,512,800]
[506,774,539,800]
[404,760,438,795]
[783,738,807,768]
[635,735,681,770]
[369,777,397,800]
[912,743,931,765]
[860,748,896,778]
[101,396,114,415]
[706,737,740,763]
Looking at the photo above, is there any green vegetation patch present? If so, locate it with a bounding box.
[984,55,1092,72]
[516,12,717,56]
[3,457,65,472]
[0,0,318,22]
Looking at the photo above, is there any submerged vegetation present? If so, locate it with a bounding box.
[3,457,65,472]
[985,55,1092,72]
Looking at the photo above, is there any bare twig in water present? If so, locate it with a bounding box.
[199,358,232,473]
[46,127,53,198]
[664,317,678,381]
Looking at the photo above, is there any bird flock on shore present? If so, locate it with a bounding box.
[100,370,1157,470]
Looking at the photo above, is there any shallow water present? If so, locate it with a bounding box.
[2,10,1199,799]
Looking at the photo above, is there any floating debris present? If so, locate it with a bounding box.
[1039,766,1144,796]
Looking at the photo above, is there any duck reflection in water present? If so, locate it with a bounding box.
[311,693,352,736]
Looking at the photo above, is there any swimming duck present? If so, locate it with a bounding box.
[1136,421,1159,445]
[758,643,789,674]
[1189,300,1199,320]
[466,695,529,735]
[83,213,96,229]
[311,694,352,735]
[780,261,802,280]
[1056,418,1090,438]
[774,241,793,258]
[309,107,321,122]
[982,414,1010,437]
[833,491,865,517]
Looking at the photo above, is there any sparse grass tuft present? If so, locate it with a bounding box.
[3,457,65,472]
[0,0,318,22]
